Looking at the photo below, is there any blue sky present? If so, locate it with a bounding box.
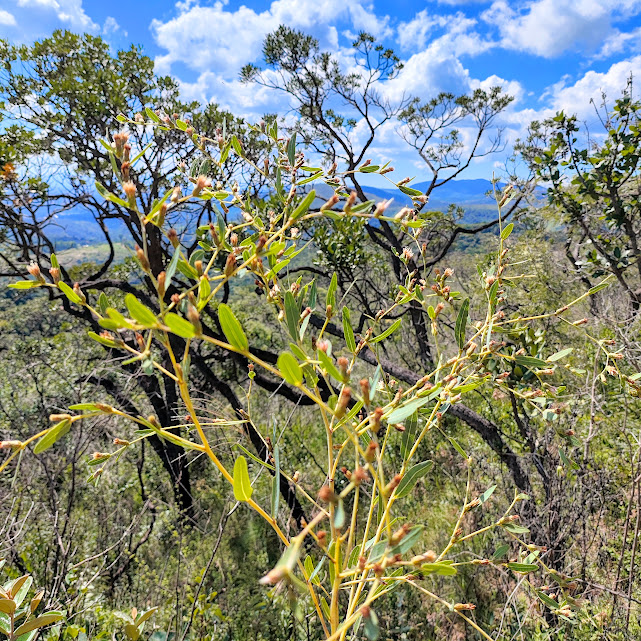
[2,0,641,179]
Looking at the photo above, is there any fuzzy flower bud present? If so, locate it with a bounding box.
[335,388,351,418]
[186,304,202,336]
[364,440,378,463]
[224,252,237,278]
[135,245,150,272]
[27,262,45,283]
[123,181,137,205]
[49,267,61,284]
[360,378,370,405]
[73,282,86,304]
[157,271,166,298]
[369,407,384,435]
[167,228,179,248]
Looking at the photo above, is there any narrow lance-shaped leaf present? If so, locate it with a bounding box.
[343,306,356,352]
[278,352,303,386]
[233,456,253,501]
[33,419,71,455]
[218,303,249,352]
[291,190,316,221]
[370,318,402,344]
[125,294,157,327]
[284,291,300,341]
[326,272,337,312]
[395,461,433,499]
[287,133,297,167]
[455,298,469,350]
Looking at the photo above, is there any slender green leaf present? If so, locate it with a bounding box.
[291,190,316,220]
[33,420,71,454]
[395,461,433,499]
[455,298,469,349]
[500,223,514,240]
[507,562,538,574]
[515,355,548,368]
[547,348,573,362]
[145,107,160,123]
[389,525,424,556]
[233,456,253,501]
[588,281,610,295]
[287,134,296,167]
[125,294,157,327]
[370,318,402,344]
[479,484,497,504]
[218,303,248,352]
[421,562,457,576]
[342,307,356,352]
[284,291,299,341]
[317,350,343,382]
[58,282,82,304]
[278,352,303,386]
[326,272,338,312]
[164,313,196,338]
[386,396,432,424]
[8,281,41,290]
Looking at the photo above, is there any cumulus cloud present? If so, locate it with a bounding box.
[0,10,16,26]
[17,0,97,30]
[483,0,641,58]
[596,25,641,58]
[548,55,641,114]
[151,0,391,77]
[102,16,122,36]
[384,14,493,102]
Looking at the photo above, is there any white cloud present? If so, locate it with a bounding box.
[483,0,641,58]
[17,0,97,30]
[384,15,493,102]
[151,0,393,78]
[102,16,121,35]
[549,55,641,114]
[397,11,450,51]
[0,10,16,26]
[596,25,641,58]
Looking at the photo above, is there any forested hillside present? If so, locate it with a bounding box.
[0,28,640,641]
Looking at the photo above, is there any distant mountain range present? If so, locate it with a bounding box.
[44,178,524,247]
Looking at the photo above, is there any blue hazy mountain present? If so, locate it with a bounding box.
[44,178,512,247]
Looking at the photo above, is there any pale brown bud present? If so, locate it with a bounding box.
[167,228,179,248]
[360,378,370,405]
[335,387,351,418]
[353,466,369,485]
[384,474,402,495]
[321,194,340,211]
[186,304,202,336]
[318,485,337,503]
[224,252,237,278]
[135,245,150,272]
[364,440,378,462]
[0,440,22,450]
[49,267,61,284]
[369,407,384,435]
[27,262,45,283]
[123,181,137,204]
[73,282,86,304]
[157,271,166,298]
[337,356,349,379]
